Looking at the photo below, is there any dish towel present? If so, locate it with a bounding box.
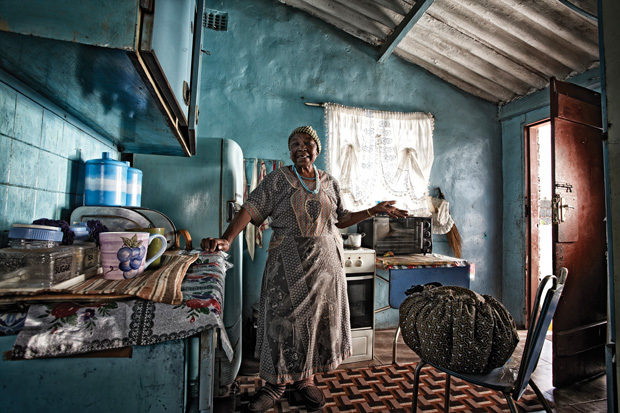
[431,190,462,258]
[431,197,454,235]
[243,159,249,203]
[245,159,258,261]
[255,159,269,248]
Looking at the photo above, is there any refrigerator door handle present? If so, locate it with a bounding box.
[226,201,242,222]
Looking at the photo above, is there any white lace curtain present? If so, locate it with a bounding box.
[325,103,434,216]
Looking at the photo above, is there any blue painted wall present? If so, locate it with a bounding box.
[199,0,502,328]
[0,70,117,246]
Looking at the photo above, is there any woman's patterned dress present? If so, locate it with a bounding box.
[243,166,352,384]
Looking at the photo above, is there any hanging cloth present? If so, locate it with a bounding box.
[255,159,269,248]
[324,103,434,215]
[245,159,258,261]
[243,159,249,202]
[430,188,462,258]
[431,197,454,234]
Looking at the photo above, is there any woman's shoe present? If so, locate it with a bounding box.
[247,384,284,413]
[293,379,326,410]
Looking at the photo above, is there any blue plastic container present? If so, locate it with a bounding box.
[125,163,143,207]
[69,222,91,242]
[84,152,128,206]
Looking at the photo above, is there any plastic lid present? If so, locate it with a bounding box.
[12,224,61,231]
[9,226,64,242]
[85,152,127,167]
[70,225,89,234]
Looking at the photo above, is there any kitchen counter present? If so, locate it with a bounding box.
[0,251,197,308]
[1,250,231,359]
[0,250,232,412]
[375,252,472,270]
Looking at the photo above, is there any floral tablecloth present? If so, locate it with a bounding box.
[6,250,233,361]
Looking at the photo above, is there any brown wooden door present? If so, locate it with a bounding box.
[550,78,607,387]
[525,122,544,328]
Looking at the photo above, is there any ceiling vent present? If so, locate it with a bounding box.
[205,10,228,31]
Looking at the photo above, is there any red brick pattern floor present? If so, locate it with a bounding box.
[235,363,550,412]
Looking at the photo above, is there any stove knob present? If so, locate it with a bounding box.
[354,259,363,267]
[345,259,352,267]
[424,230,431,237]
[423,221,431,229]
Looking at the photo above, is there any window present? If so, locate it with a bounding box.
[325,103,434,216]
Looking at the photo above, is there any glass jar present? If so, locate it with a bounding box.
[0,247,76,289]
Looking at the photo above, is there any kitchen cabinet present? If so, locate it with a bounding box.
[0,0,205,156]
[0,330,218,412]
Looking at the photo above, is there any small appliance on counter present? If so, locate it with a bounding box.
[358,216,433,255]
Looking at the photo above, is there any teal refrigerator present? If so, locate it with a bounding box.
[134,137,244,400]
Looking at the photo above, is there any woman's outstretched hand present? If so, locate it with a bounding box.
[200,237,231,253]
[372,201,409,218]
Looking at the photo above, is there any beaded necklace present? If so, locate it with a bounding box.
[293,165,320,194]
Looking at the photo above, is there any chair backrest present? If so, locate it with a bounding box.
[513,267,568,399]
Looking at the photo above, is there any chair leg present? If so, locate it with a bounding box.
[444,373,451,412]
[503,393,519,413]
[411,361,427,412]
[392,326,401,364]
[529,379,553,413]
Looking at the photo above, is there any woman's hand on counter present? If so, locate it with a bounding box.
[371,201,409,218]
[200,238,230,253]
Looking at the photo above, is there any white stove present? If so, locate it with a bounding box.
[342,247,376,364]
[343,247,377,274]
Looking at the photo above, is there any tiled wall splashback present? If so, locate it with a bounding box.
[0,78,118,246]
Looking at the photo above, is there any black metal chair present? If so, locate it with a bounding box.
[410,267,568,413]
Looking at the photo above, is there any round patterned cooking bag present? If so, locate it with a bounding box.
[399,284,519,373]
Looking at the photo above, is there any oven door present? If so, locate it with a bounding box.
[346,273,374,330]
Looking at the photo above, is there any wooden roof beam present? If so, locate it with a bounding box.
[378,0,434,63]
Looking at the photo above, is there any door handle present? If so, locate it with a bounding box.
[226,201,241,222]
[553,195,574,223]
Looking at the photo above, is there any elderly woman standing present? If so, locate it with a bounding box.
[201,126,407,412]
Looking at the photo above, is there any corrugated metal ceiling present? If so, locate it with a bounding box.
[279,0,599,104]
